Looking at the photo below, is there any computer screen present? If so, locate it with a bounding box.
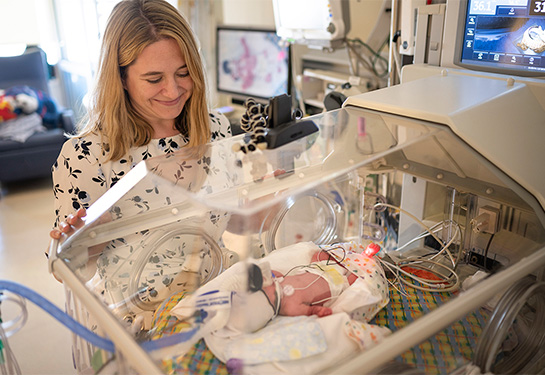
[454,0,545,76]
[216,26,291,104]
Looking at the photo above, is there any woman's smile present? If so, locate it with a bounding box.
[124,38,194,138]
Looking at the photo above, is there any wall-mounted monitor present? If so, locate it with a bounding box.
[216,26,291,104]
[272,0,350,48]
[444,0,545,77]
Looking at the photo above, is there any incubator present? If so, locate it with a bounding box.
[46,64,545,374]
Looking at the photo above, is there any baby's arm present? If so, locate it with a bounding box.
[263,271,333,317]
[280,272,332,316]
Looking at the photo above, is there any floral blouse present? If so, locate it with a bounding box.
[52,111,233,310]
[52,111,231,227]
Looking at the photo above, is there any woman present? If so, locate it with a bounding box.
[50,0,231,240]
[49,0,233,310]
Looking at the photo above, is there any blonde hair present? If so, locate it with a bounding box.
[78,0,210,161]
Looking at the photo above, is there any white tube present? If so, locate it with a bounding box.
[320,245,545,375]
[52,260,162,375]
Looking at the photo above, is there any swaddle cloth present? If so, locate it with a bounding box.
[224,316,327,365]
[322,242,390,321]
[167,241,390,367]
[207,312,391,375]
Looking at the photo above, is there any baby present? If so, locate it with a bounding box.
[261,249,359,318]
[170,242,386,335]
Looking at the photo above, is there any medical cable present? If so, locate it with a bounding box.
[408,223,460,268]
[0,293,25,375]
[395,221,445,253]
[395,221,461,270]
[375,203,445,247]
[378,259,410,297]
[0,280,201,354]
[397,259,460,292]
[0,293,27,338]
[345,37,389,80]
[372,203,462,292]
[374,203,460,263]
[383,251,460,292]
[0,320,21,375]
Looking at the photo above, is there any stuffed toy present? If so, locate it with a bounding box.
[0,94,17,122]
[0,92,39,122]
[13,93,39,115]
[232,98,269,153]
[2,85,58,126]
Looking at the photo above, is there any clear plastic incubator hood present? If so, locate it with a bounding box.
[49,70,545,374]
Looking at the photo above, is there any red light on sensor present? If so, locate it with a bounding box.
[364,243,381,257]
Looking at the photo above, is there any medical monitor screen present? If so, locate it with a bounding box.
[457,0,545,76]
[216,26,290,103]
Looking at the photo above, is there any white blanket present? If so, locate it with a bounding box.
[167,241,391,374]
[0,113,45,142]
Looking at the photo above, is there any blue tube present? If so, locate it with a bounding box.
[0,280,197,353]
[141,327,198,351]
[0,280,114,351]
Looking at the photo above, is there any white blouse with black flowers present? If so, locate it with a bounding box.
[52,110,231,228]
[52,111,232,306]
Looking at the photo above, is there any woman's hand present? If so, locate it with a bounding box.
[50,208,87,240]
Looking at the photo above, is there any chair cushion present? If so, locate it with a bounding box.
[0,128,66,152]
[0,48,50,94]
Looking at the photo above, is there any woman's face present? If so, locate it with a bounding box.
[124,38,194,138]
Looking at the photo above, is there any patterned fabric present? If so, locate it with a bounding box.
[52,110,230,227]
[372,285,489,374]
[53,111,232,305]
[152,290,228,375]
[161,339,228,375]
[224,316,327,364]
[344,319,391,350]
[152,291,193,338]
[321,242,390,320]
[151,277,488,375]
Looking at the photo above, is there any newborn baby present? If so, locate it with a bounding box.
[170,242,387,335]
[260,249,359,318]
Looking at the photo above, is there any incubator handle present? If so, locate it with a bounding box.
[47,238,59,275]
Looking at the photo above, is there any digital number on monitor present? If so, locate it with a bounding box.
[460,0,545,75]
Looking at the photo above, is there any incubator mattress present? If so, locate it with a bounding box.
[152,291,227,374]
[150,287,489,374]
[372,287,490,374]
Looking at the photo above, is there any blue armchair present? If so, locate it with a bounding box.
[0,47,75,183]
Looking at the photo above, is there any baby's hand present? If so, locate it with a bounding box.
[50,208,87,240]
[308,305,332,317]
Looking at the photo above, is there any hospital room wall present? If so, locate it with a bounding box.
[3,0,388,120]
[220,0,385,41]
[215,0,389,110]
